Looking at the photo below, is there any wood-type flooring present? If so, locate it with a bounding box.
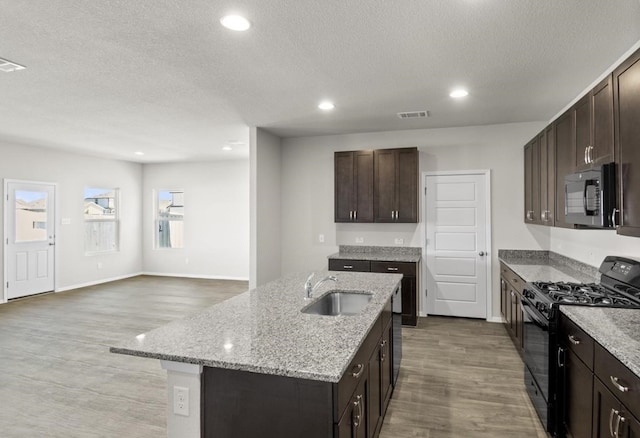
[0,276,547,437]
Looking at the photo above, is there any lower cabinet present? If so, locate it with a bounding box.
[500,263,524,355]
[202,298,395,438]
[558,314,640,438]
[329,258,418,326]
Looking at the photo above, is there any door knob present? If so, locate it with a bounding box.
[479,251,485,256]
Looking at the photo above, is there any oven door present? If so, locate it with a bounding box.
[522,300,552,430]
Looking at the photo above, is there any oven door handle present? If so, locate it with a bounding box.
[521,301,549,331]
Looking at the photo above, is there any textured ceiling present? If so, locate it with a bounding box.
[1,0,639,162]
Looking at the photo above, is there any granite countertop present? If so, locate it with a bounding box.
[560,307,640,379]
[328,245,422,263]
[110,271,401,383]
[498,250,600,284]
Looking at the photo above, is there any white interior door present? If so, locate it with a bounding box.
[425,172,489,318]
[5,181,55,299]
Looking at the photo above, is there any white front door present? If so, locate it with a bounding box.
[5,181,55,300]
[425,172,490,319]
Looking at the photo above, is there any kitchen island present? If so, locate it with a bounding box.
[111,271,402,438]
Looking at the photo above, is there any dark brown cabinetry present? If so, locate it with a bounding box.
[373,148,418,223]
[559,315,594,438]
[524,128,555,225]
[335,147,418,224]
[613,47,640,237]
[329,258,418,327]
[203,304,394,438]
[557,314,640,438]
[499,263,524,355]
[574,76,614,171]
[554,111,575,229]
[335,151,374,222]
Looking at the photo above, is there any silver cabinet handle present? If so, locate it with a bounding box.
[354,210,357,220]
[387,267,399,271]
[589,145,594,163]
[557,347,564,368]
[479,251,485,256]
[584,146,589,164]
[610,376,629,393]
[380,340,387,361]
[610,408,618,437]
[568,334,581,345]
[343,265,353,269]
[349,211,353,220]
[615,414,625,438]
[351,363,364,378]
[612,208,619,228]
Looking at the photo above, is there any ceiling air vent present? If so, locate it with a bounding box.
[397,110,429,119]
[0,57,26,73]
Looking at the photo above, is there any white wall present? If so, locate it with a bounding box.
[142,161,249,280]
[549,227,640,267]
[0,140,143,293]
[250,128,282,288]
[280,121,549,319]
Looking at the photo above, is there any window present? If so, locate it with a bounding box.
[156,190,184,249]
[84,187,119,253]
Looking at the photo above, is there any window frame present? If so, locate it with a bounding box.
[83,187,120,255]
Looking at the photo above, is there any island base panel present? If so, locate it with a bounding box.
[202,367,334,438]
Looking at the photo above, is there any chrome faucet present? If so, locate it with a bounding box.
[304,273,338,299]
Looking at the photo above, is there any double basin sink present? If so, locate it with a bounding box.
[302,291,372,316]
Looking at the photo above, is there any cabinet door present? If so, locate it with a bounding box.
[592,75,614,166]
[335,152,355,222]
[593,377,622,438]
[354,151,374,222]
[626,413,640,438]
[574,94,592,171]
[564,350,593,438]
[336,379,367,438]
[543,125,556,225]
[396,148,418,223]
[539,131,549,223]
[554,111,575,228]
[500,278,508,319]
[380,322,392,409]
[373,149,397,222]
[367,344,381,436]
[613,47,640,237]
[524,141,534,223]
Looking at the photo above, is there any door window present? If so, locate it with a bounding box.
[15,190,48,242]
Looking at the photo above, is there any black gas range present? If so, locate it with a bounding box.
[521,256,640,437]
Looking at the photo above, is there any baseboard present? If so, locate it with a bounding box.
[486,316,505,323]
[55,272,143,292]
[142,272,249,282]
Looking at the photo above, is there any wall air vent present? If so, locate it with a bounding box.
[0,57,26,73]
[397,110,429,119]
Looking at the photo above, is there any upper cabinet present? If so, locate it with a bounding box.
[554,111,575,229]
[574,76,614,171]
[613,47,640,237]
[374,148,418,223]
[335,150,374,223]
[524,128,555,226]
[335,147,418,224]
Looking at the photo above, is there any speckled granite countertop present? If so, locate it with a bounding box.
[560,307,640,379]
[110,271,401,383]
[328,245,421,263]
[498,250,599,284]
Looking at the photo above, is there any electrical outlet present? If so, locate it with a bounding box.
[318,234,325,243]
[355,237,364,244]
[394,238,404,245]
[173,386,189,416]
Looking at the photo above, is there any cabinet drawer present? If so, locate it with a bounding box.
[370,261,416,276]
[500,262,525,294]
[329,259,370,272]
[594,343,640,420]
[334,315,381,420]
[561,315,594,369]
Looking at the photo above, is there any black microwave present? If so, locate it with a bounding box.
[564,163,616,228]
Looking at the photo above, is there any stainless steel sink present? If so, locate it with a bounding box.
[302,291,373,316]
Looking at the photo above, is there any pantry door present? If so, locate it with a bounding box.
[424,171,491,319]
[4,180,56,300]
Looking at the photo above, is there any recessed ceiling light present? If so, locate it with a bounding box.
[220,15,251,31]
[0,57,26,73]
[449,88,469,98]
[222,146,233,151]
[134,151,144,156]
[318,101,335,111]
